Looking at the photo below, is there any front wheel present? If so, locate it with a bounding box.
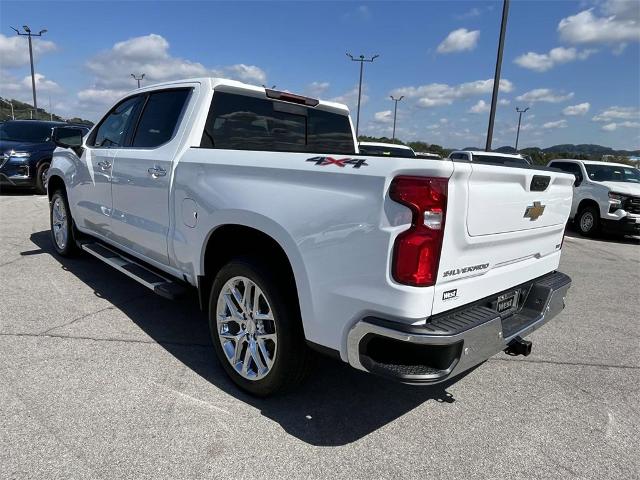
[208,257,311,396]
[50,190,78,256]
[575,206,600,237]
[35,162,50,195]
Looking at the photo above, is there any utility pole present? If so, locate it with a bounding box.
[514,106,529,150]
[49,95,53,120]
[347,53,379,138]
[485,0,509,151]
[390,95,404,143]
[1,98,15,120]
[131,73,145,88]
[11,25,47,119]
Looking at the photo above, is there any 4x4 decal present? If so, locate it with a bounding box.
[306,156,368,169]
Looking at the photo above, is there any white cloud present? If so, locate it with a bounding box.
[558,2,640,48]
[437,28,480,54]
[516,88,574,103]
[542,119,568,129]
[76,34,267,111]
[373,110,393,123]
[600,121,640,131]
[592,106,640,122]
[0,71,61,102]
[455,7,481,20]
[305,81,330,97]
[514,47,596,72]
[0,33,57,69]
[563,102,591,116]
[468,98,510,113]
[469,100,490,113]
[391,78,513,109]
[329,85,369,111]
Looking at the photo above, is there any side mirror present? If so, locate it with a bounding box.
[52,126,84,149]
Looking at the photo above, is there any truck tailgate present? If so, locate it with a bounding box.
[467,164,571,235]
[431,162,574,315]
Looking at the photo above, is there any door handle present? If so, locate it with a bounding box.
[148,166,167,177]
[97,160,111,170]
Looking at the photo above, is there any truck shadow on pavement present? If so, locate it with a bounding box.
[28,230,470,447]
[564,227,640,245]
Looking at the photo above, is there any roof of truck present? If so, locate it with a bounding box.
[123,77,351,115]
[548,159,633,168]
[359,142,414,150]
[451,150,525,158]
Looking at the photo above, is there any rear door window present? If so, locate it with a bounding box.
[132,89,191,148]
[201,92,355,154]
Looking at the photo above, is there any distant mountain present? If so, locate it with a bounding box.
[540,144,640,156]
[461,144,639,157]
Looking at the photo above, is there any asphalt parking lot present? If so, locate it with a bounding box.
[1,192,638,480]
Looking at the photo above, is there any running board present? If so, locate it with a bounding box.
[79,242,186,300]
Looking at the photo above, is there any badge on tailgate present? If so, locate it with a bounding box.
[524,201,546,221]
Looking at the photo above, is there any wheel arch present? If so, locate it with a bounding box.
[577,198,600,217]
[198,223,310,333]
[47,174,66,200]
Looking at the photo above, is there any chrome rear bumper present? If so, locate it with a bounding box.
[346,271,571,384]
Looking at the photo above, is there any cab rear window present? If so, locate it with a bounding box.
[200,92,355,154]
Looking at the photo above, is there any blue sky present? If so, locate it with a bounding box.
[1,0,639,149]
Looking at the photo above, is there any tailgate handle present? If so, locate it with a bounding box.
[530,175,550,192]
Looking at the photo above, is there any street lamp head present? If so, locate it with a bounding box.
[23,25,31,33]
[372,54,379,61]
[141,73,145,79]
[131,74,135,78]
[39,29,47,35]
[346,53,354,60]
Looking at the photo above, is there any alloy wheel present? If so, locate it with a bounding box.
[215,276,277,381]
[52,197,68,250]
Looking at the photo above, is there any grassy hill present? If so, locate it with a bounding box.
[0,97,93,126]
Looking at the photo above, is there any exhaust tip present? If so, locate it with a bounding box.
[504,336,532,357]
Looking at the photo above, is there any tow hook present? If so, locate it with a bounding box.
[504,336,532,356]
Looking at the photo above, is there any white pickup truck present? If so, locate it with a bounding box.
[47,78,574,396]
[547,159,640,237]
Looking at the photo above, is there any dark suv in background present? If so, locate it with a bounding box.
[0,120,89,194]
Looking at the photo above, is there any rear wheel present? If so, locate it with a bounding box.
[35,162,50,195]
[575,206,600,237]
[50,190,78,256]
[208,257,311,396]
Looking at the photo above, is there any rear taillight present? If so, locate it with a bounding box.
[390,176,448,287]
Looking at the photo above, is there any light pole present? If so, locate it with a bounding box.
[514,106,529,151]
[390,95,404,143]
[131,73,145,88]
[347,53,379,138]
[1,98,15,120]
[11,25,47,118]
[485,0,509,151]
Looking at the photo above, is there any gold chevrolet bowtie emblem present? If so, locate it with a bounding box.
[524,201,546,221]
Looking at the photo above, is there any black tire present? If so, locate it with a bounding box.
[50,189,79,257]
[575,205,600,237]
[208,256,311,396]
[35,162,50,195]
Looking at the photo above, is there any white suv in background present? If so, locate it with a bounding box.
[548,159,640,237]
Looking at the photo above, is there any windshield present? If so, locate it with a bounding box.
[358,145,416,158]
[585,164,640,183]
[0,122,55,143]
[472,154,530,167]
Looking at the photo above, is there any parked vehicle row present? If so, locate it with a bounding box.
[46,77,573,396]
[0,120,89,194]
